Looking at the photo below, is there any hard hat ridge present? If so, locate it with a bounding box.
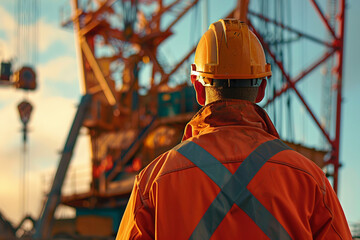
[191,18,271,86]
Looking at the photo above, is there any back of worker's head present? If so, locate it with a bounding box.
[191,19,271,106]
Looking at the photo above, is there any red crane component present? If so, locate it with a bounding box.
[65,0,203,203]
[247,0,346,193]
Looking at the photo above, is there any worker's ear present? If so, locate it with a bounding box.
[255,79,267,103]
[194,80,206,106]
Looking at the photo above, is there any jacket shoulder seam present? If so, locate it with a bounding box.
[321,177,345,239]
[267,159,326,191]
[136,175,151,202]
[157,157,326,191]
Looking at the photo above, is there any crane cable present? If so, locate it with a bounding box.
[276,0,283,136]
[286,0,294,141]
[16,0,39,218]
[301,0,308,145]
[260,0,274,122]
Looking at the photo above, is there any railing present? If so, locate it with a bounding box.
[351,222,360,239]
[42,164,92,199]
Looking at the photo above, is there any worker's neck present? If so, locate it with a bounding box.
[204,93,256,105]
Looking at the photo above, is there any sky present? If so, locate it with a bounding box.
[0,0,360,231]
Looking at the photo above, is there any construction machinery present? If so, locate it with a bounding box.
[34,0,203,238]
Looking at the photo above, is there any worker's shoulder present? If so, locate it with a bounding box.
[135,145,192,196]
[135,138,327,196]
[269,144,327,189]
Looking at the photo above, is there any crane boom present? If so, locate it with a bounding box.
[34,94,92,239]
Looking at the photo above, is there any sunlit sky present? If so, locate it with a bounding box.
[0,0,359,230]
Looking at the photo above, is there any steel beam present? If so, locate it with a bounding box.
[332,0,346,194]
[34,95,92,239]
[309,0,337,39]
[81,38,117,106]
[265,49,336,107]
[249,21,333,146]
[248,10,334,48]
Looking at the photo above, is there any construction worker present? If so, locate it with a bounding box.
[116,19,351,239]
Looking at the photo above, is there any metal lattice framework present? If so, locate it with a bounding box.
[246,0,346,193]
[69,0,200,106]
[65,0,244,196]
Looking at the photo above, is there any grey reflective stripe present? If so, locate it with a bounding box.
[174,141,232,188]
[175,139,292,240]
[236,189,291,240]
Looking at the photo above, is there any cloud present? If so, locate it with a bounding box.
[0,6,17,60]
[38,19,75,54]
[37,55,78,84]
[0,74,88,225]
[0,6,16,37]
[0,5,87,223]
[0,5,76,64]
[0,92,91,224]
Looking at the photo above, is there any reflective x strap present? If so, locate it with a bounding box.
[174,139,292,240]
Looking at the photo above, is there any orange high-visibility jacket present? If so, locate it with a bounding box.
[116,100,351,240]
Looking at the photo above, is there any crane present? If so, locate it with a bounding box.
[32,0,347,238]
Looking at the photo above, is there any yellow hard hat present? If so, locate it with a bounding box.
[191,19,271,85]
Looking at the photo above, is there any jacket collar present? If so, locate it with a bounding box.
[182,100,279,141]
